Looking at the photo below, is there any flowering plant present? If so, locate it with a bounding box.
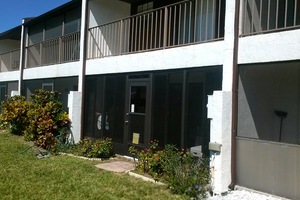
[129,140,210,199]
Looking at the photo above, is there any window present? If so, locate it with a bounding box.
[28,23,44,45]
[45,15,63,40]
[27,6,81,44]
[137,2,153,13]
[42,83,54,91]
[64,8,81,35]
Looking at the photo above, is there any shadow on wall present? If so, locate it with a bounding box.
[238,61,300,144]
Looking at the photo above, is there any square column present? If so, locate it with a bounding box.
[68,91,82,143]
[207,91,232,194]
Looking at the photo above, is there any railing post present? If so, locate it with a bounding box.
[10,51,12,71]
[40,42,42,66]
[59,37,62,63]
[163,6,168,48]
[119,20,124,55]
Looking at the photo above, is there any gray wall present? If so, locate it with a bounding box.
[237,61,300,199]
[236,137,300,199]
[7,81,18,97]
[238,61,300,144]
[24,77,78,111]
[54,77,78,111]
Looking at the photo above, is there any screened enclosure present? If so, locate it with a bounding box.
[84,67,222,155]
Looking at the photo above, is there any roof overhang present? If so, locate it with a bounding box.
[23,0,81,27]
[0,25,21,40]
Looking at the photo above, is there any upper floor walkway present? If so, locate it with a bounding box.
[0,0,299,73]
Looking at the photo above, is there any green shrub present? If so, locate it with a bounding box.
[91,138,114,158]
[129,140,164,179]
[161,145,210,199]
[0,90,71,151]
[129,142,210,199]
[23,90,71,150]
[0,96,30,135]
[70,138,114,159]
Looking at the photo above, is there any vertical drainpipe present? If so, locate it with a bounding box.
[18,19,26,95]
[229,0,240,190]
[79,0,88,140]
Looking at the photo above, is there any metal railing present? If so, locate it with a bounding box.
[88,0,225,59]
[26,31,80,68]
[0,49,20,72]
[242,0,300,35]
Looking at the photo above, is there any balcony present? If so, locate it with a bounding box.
[26,31,80,68]
[242,0,300,36]
[87,0,225,59]
[0,49,20,72]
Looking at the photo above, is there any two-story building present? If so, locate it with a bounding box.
[0,0,299,198]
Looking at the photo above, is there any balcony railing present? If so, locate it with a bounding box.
[242,0,300,35]
[87,0,225,59]
[0,49,20,72]
[26,31,80,68]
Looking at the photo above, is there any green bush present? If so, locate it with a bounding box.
[161,145,210,199]
[129,142,210,199]
[0,90,71,151]
[0,96,30,135]
[129,140,164,179]
[70,138,114,159]
[24,90,71,150]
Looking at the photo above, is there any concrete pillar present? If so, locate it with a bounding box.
[208,0,238,194]
[78,0,88,93]
[18,19,26,95]
[222,0,237,91]
[207,91,232,194]
[68,91,82,143]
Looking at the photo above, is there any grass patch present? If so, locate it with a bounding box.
[0,131,185,200]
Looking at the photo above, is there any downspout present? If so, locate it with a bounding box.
[229,0,240,190]
[79,0,89,140]
[18,19,26,95]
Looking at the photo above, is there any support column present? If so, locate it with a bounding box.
[77,0,89,141]
[68,91,82,143]
[18,19,26,95]
[208,0,240,194]
[78,0,88,93]
[207,91,232,194]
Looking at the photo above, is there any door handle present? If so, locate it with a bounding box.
[125,113,129,125]
[97,113,102,130]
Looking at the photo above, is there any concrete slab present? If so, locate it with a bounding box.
[95,161,135,173]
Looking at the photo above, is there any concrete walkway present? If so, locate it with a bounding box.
[95,160,135,173]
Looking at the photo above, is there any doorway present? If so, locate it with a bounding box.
[125,78,151,150]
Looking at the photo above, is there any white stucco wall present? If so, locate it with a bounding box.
[0,71,19,82]
[68,91,82,143]
[88,0,130,28]
[23,62,80,80]
[86,41,224,75]
[0,39,20,53]
[207,91,232,194]
[239,29,300,64]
